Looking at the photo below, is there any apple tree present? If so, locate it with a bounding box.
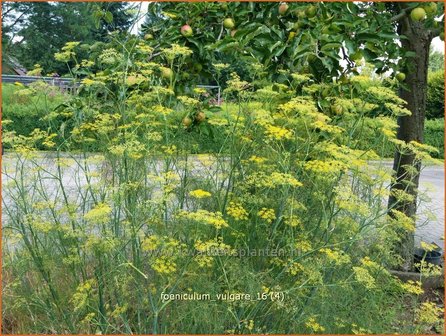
[142,1,444,266]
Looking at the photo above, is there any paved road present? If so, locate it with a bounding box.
[2,154,444,250]
[415,165,444,248]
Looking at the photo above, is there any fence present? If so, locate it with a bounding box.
[2,75,221,104]
[2,74,79,93]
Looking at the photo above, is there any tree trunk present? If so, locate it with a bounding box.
[388,13,434,271]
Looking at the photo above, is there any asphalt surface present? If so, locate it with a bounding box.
[415,165,444,248]
[1,154,444,250]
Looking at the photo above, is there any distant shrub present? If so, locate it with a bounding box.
[2,82,68,148]
[426,70,444,120]
[424,118,444,158]
[355,118,444,159]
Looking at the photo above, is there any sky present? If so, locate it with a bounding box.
[432,37,445,53]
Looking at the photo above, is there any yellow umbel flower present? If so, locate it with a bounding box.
[142,235,160,251]
[189,189,212,199]
[226,202,249,221]
[264,124,293,141]
[178,210,229,229]
[416,301,443,325]
[305,317,325,332]
[257,208,276,223]
[84,203,112,224]
[400,280,424,295]
[151,256,177,274]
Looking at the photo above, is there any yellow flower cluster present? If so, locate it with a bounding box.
[376,116,398,139]
[284,214,301,227]
[224,72,250,94]
[193,87,207,95]
[207,117,229,126]
[420,241,438,252]
[141,235,160,251]
[368,86,406,105]
[189,189,212,199]
[316,142,375,169]
[152,256,177,274]
[161,43,193,59]
[136,42,153,54]
[110,303,128,319]
[245,172,303,189]
[305,317,325,332]
[108,139,146,160]
[63,41,80,51]
[400,280,424,295]
[255,87,282,101]
[294,238,312,252]
[286,261,303,275]
[85,236,118,253]
[177,96,200,107]
[55,50,75,62]
[320,248,351,265]
[80,59,94,68]
[226,201,249,221]
[194,255,214,268]
[161,145,177,155]
[251,109,273,127]
[71,279,95,312]
[29,218,54,233]
[248,155,267,164]
[312,120,344,134]
[98,48,119,64]
[304,160,347,175]
[271,172,303,187]
[147,131,163,142]
[84,203,112,224]
[126,74,145,86]
[416,301,444,325]
[194,238,234,254]
[151,86,175,96]
[213,63,230,71]
[178,210,229,229]
[257,208,276,223]
[352,266,376,289]
[409,141,441,163]
[193,238,234,267]
[335,186,371,217]
[153,104,173,116]
[291,73,312,83]
[385,102,411,117]
[351,324,372,335]
[264,124,293,141]
[244,319,255,331]
[278,97,318,116]
[388,209,415,232]
[81,78,103,87]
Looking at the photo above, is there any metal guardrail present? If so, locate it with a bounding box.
[197,84,221,105]
[2,75,221,104]
[2,74,79,93]
[2,74,78,86]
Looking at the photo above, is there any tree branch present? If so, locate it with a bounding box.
[391,8,410,23]
[430,27,442,38]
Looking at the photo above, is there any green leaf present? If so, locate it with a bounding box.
[104,11,113,24]
[243,25,271,44]
[320,42,342,52]
[377,32,397,39]
[269,40,282,53]
[356,32,380,42]
[208,106,222,113]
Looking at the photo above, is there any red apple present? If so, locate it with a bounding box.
[180,24,193,37]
